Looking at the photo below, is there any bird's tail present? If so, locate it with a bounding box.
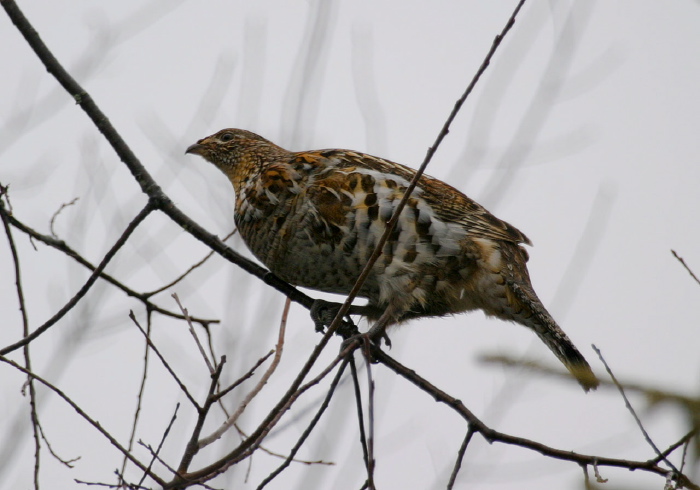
[506,279,599,392]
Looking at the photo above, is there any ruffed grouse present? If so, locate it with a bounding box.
[186,128,598,391]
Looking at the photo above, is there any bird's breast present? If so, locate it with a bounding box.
[233,166,482,306]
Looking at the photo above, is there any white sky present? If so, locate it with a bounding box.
[1,1,699,489]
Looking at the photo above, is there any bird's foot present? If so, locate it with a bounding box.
[366,317,392,348]
[310,299,359,339]
[339,323,391,361]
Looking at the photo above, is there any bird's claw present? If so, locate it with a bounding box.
[310,299,333,333]
[310,299,359,338]
[339,329,391,362]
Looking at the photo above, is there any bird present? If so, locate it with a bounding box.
[186,128,599,391]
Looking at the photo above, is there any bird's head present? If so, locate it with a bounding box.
[186,128,286,185]
[186,128,272,165]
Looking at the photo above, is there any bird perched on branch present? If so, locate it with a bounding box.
[187,128,598,391]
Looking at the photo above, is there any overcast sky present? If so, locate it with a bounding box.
[1,1,699,489]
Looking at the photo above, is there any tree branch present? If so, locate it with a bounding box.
[0,356,166,487]
[0,202,155,356]
[374,347,699,489]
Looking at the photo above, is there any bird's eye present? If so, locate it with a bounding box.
[219,132,234,142]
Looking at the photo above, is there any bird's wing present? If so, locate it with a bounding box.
[418,175,532,246]
[294,149,531,246]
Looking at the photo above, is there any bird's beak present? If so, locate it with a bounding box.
[185,142,204,155]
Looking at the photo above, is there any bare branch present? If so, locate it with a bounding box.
[654,430,698,466]
[173,293,215,374]
[672,250,700,287]
[361,341,376,490]
[349,356,371,476]
[130,311,200,409]
[374,347,699,490]
[1,185,41,489]
[137,403,180,488]
[49,197,79,239]
[0,202,155,356]
[593,345,678,472]
[36,423,80,468]
[137,441,180,483]
[168,348,349,488]
[198,297,290,448]
[121,309,154,484]
[177,357,227,474]
[213,351,274,403]
[1,209,218,326]
[0,356,166,487]
[256,358,350,489]
[446,426,476,490]
[233,423,334,467]
[145,229,237,298]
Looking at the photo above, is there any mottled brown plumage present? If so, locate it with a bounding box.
[187,128,598,391]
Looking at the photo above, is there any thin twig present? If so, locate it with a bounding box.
[75,478,135,489]
[145,229,237,298]
[349,356,371,473]
[170,348,350,487]
[204,326,227,412]
[0,356,165,487]
[36,423,80,467]
[671,250,700,287]
[199,297,290,448]
[256,358,350,489]
[49,197,79,238]
[592,345,678,472]
[173,293,215,373]
[1,186,41,489]
[0,202,155,356]
[653,430,698,465]
[593,459,608,483]
[121,308,154,484]
[177,357,226,474]
[137,403,180,487]
[165,309,349,486]
[675,438,691,490]
[581,463,590,488]
[137,441,180,482]
[1,209,218,326]
[446,426,476,490]
[129,311,200,409]
[362,340,376,490]
[213,350,274,403]
[233,423,334,466]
